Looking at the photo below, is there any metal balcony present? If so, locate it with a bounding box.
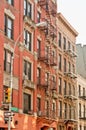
[64,94,77,100]
[79,112,86,120]
[37,109,57,119]
[37,50,49,62]
[64,49,77,57]
[51,81,56,90]
[79,94,86,100]
[37,78,49,88]
[64,114,77,124]
[50,56,57,66]
[64,118,77,124]
[64,71,77,79]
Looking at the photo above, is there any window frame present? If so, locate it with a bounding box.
[5,15,13,39]
[37,68,41,84]
[63,37,66,50]
[24,30,32,51]
[37,39,41,57]
[37,97,41,111]
[58,32,61,48]
[24,0,32,19]
[58,77,62,94]
[37,11,41,23]
[4,49,12,73]
[23,60,31,80]
[6,0,14,5]
[58,54,62,71]
[58,101,62,118]
[23,93,32,114]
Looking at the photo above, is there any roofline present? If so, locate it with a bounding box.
[57,13,78,36]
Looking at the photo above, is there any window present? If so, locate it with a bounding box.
[69,83,71,95]
[73,85,75,96]
[6,0,14,5]
[58,54,62,71]
[68,41,71,50]
[58,77,62,94]
[37,68,41,84]
[24,0,32,19]
[58,101,62,118]
[79,103,81,117]
[58,126,62,130]
[45,73,49,85]
[79,125,82,130]
[45,100,49,116]
[72,64,75,73]
[69,105,71,119]
[0,128,5,130]
[64,80,67,95]
[24,30,32,51]
[68,61,71,72]
[83,105,85,117]
[37,39,41,57]
[58,32,61,48]
[64,103,67,119]
[64,58,66,72]
[4,49,12,73]
[84,126,86,130]
[51,76,56,89]
[52,102,56,112]
[51,50,56,64]
[23,93,31,113]
[37,11,41,23]
[63,37,66,50]
[37,97,41,111]
[5,15,13,39]
[45,46,49,59]
[72,45,75,52]
[79,85,81,96]
[52,102,56,118]
[23,60,31,80]
[83,88,85,96]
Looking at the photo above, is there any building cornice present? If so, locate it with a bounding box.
[57,13,78,37]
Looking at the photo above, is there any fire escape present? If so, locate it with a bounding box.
[79,90,86,120]
[63,108,78,126]
[37,70,58,118]
[37,0,57,124]
[63,93,78,126]
[63,74,78,126]
[37,0,57,66]
[64,49,77,58]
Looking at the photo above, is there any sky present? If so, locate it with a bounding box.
[57,0,86,45]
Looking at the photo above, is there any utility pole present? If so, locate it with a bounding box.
[8,54,14,130]
[8,32,24,130]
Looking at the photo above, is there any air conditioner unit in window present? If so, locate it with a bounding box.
[23,75,28,80]
[37,111,42,116]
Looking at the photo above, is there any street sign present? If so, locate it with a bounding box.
[4,111,14,123]
[11,107,18,112]
[4,117,9,121]
[4,111,15,117]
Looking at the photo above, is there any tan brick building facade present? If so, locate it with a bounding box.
[57,13,78,130]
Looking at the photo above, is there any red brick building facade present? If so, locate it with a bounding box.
[0,0,58,130]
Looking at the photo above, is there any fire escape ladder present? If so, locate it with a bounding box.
[38,0,49,10]
[38,0,57,15]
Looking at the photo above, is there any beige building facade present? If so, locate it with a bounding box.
[77,75,86,130]
[57,13,78,130]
